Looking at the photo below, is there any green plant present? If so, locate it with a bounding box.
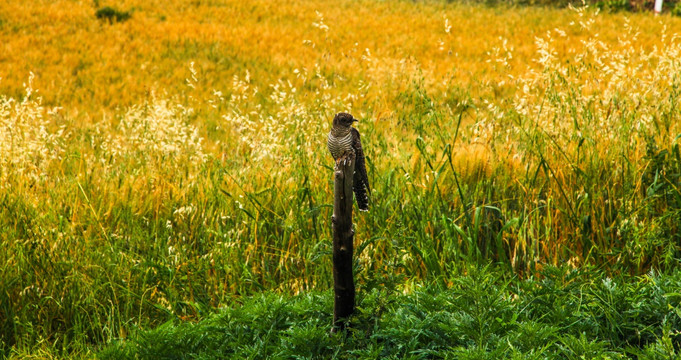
[98,267,681,359]
[673,1,681,15]
[3,1,681,357]
[596,0,630,12]
[95,6,131,24]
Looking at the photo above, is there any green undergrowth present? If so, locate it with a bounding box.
[3,3,681,358]
[99,266,681,359]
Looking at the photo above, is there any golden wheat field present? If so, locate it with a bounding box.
[1,0,681,357]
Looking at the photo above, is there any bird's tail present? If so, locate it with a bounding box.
[353,163,370,212]
[353,181,370,212]
[350,127,370,212]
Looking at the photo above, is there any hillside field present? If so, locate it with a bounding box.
[1,0,680,357]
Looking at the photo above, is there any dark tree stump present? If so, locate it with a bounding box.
[331,152,356,333]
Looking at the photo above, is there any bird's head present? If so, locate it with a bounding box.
[333,112,357,128]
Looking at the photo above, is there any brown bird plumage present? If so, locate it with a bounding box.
[327,112,370,211]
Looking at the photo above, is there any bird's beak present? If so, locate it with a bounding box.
[353,119,359,122]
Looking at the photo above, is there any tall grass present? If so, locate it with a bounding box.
[1,0,680,357]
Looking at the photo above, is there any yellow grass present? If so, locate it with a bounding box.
[2,0,680,277]
[2,0,681,356]
[1,0,677,114]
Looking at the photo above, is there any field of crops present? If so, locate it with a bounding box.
[1,0,680,357]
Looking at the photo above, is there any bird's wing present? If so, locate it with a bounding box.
[351,127,370,211]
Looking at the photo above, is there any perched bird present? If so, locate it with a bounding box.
[327,112,370,212]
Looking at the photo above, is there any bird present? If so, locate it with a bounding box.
[327,112,370,212]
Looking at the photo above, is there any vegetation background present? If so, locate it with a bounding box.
[1,0,680,357]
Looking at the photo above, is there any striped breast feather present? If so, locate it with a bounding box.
[327,131,353,160]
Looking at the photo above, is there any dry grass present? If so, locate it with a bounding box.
[0,0,676,111]
[1,0,681,357]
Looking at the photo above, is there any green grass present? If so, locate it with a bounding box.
[98,266,681,359]
[2,1,681,358]
[2,71,680,358]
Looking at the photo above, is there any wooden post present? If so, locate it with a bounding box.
[331,152,356,333]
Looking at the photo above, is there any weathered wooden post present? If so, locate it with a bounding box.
[331,152,356,333]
